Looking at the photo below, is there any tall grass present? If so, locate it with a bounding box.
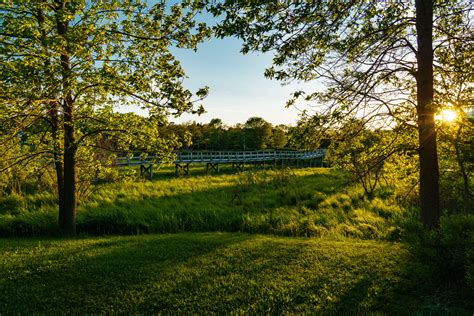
[1,165,473,297]
[0,166,409,239]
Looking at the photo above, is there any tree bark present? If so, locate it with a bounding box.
[415,0,440,228]
[36,6,65,228]
[56,2,77,236]
[50,107,65,227]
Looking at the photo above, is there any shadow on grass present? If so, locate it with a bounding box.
[3,233,471,314]
[76,170,350,236]
[0,233,251,313]
[128,163,326,180]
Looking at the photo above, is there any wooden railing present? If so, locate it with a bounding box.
[115,150,325,166]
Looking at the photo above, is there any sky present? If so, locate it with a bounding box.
[116,4,323,127]
[167,36,320,126]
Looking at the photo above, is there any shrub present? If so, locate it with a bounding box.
[440,215,474,288]
[299,218,328,237]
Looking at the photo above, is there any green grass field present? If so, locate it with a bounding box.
[1,166,472,313]
[1,232,471,314]
[1,166,406,239]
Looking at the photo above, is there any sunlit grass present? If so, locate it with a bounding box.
[0,167,410,238]
[0,233,429,314]
[0,167,472,313]
[1,233,471,314]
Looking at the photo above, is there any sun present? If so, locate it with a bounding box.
[435,109,457,123]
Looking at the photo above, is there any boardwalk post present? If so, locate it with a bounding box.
[175,163,190,176]
[140,164,153,179]
[232,162,244,172]
[117,149,326,177]
[207,162,219,173]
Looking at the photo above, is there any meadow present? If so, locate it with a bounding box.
[0,165,473,313]
[1,166,406,239]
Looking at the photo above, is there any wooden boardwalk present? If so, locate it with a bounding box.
[116,150,326,178]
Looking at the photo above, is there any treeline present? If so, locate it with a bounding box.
[162,117,290,151]
[160,116,334,152]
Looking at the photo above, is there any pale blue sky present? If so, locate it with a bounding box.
[118,3,322,126]
[168,33,321,126]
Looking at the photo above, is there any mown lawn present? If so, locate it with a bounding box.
[0,233,471,314]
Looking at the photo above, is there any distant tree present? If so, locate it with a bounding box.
[244,117,273,149]
[209,118,224,129]
[271,126,288,149]
[226,127,246,149]
[159,122,193,151]
[201,118,224,149]
[212,0,473,228]
[0,0,209,235]
[184,122,207,150]
[288,115,333,150]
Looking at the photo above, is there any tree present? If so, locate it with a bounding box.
[1,0,209,235]
[328,119,404,199]
[434,20,473,213]
[437,114,473,213]
[244,117,273,149]
[287,114,334,150]
[271,125,288,149]
[212,0,473,228]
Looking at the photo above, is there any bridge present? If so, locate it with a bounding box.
[116,149,326,178]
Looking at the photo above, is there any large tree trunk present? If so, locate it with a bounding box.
[37,6,65,228]
[61,94,77,236]
[415,0,440,228]
[50,107,65,227]
[56,3,77,236]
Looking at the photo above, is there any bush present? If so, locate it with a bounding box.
[440,215,474,281]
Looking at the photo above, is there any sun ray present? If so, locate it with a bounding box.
[435,109,457,123]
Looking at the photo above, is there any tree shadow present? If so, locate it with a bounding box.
[1,233,472,314]
[0,233,251,313]
[77,170,350,236]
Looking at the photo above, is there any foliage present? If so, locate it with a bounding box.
[287,114,333,150]
[243,117,273,149]
[327,120,394,199]
[210,0,474,228]
[0,0,211,234]
[180,117,288,150]
[405,214,474,296]
[437,115,474,214]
